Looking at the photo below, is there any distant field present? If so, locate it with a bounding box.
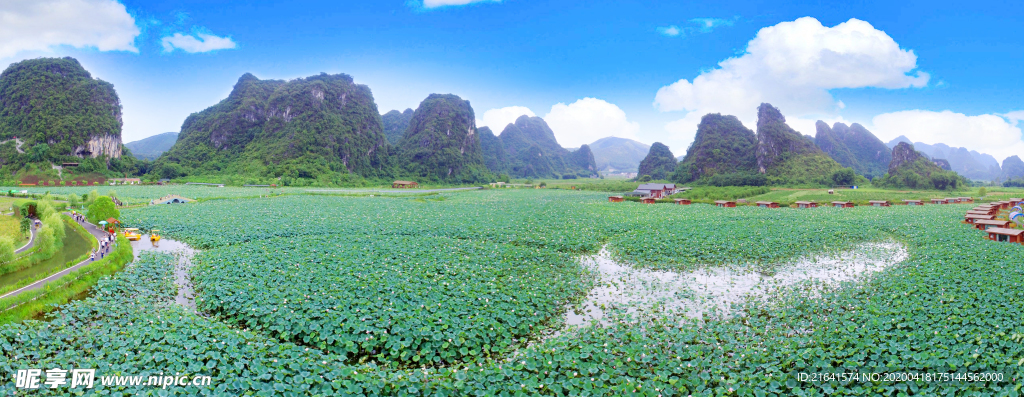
[745,187,997,205]
[0,215,23,243]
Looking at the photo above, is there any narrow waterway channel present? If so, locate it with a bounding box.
[130,235,199,312]
[0,223,91,291]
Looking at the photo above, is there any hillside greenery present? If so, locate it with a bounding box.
[381,108,413,145]
[493,116,595,179]
[875,155,968,190]
[755,103,843,185]
[636,142,676,180]
[124,132,177,161]
[673,113,757,183]
[396,94,489,182]
[155,73,390,184]
[0,57,121,157]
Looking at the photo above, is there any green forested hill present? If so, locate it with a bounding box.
[0,57,123,158]
[396,94,488,182]
[125,132,178,160]
[478,127,508,176]
[382,108,413,145]
[156,72,389,182]
[674,113,757,182]
[755,103,842,184]
[493,115,595,178]
[815,122,891,179]
[874,142,967,189]
[637,142,676,180]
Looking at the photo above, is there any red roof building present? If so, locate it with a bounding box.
[641,197,657,204]
[831,201,855,208]
[987,228,1024,244]
[674,198,691,205]
[755,201,779,208]
[903,199,924,206]
[868,200,891,207]
[714,200,736,208]
[795,201,817,208]
[608,196,624,203]
[974,219,1010,230]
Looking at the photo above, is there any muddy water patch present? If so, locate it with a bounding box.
[131,236,199,312]
[565,242,908,326]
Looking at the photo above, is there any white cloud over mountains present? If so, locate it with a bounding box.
[479,99,640,148]
[655,17,928,122]
[161,32,237,53]
[0,0,139,58]
[478,106,536,133]
[544,98,640,148]
[870,110,1024,162]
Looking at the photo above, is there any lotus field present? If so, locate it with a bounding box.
[2,190,1022,396]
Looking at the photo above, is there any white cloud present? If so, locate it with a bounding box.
[161,32,236,53]
[690,17,735,33]
[544,98,640,148]
[478,106,535,132]
[657,26,682,37]
[422,0,500,8]
[871,110,1024,161]
[654,17,928,139]
[0,0,139,59]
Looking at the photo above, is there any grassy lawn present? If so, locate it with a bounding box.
[0,215,24,244]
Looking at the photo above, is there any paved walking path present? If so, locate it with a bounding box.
[14,223,36,254]
[0,214,110,301]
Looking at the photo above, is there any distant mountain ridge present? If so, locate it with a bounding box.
[125,132,178,161]
[814,122,891,179]
[587,136,650,172]
[479,115,595,178]
[886,136,1001,180]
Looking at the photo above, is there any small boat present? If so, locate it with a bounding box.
[123,228,141,241]
[150,229,161,242]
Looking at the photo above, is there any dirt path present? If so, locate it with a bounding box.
[0,214,109,301]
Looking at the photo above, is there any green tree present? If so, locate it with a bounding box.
[978,187,987,197]
[638,175,652,182]
[831,168,856,186]
[27,143,49,162]
[87,196,120,225]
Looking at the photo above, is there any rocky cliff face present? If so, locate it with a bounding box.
[160,72,388,178]
[73,134,122,158]
[0,57,123,158]
[933,159,952,171]
[396,94,487,181]
[570,144,597,173]
[888,142,924,175]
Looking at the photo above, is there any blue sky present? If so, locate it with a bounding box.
[3,0,1024,161]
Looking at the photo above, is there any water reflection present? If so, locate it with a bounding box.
[130,236,199,312]
[565,242,908,326]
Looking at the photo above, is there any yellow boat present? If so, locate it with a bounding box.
[150,229,161,242]
[124,228,141,241]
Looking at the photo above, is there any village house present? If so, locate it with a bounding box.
[902,199,924,206]
[945,197,960,203]
[964,214,994,224]
[755,201,779,208]
[795,201,817,208]
[608,196,624,203]
[868,200,891,207]
[831,201,855,208]
[987,228,1024,244]
[958,197,975,203]
[930,198,948,204]
[674,198,691,205]
[641,197,657,204]
[714,200,736,208]
[626,183,678,199]
[974,219,1010,230]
